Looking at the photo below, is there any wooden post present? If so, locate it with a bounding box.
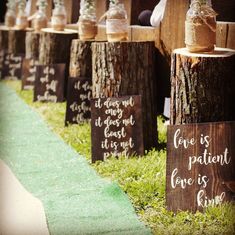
[25,31,41,59]
[69,39,92,78]
[64,0,80,24]
[39,28,77,65]
[170,47,235,125]
[119,0,158,25]
[95,0,107,23]
[92,41,158,150]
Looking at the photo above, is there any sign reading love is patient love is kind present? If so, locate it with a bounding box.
[91,96,144,163]
[34,64,65,102]
[166,122,235,212]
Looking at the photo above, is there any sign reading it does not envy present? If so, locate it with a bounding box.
[167,122,235,212]
[91,95,144,163]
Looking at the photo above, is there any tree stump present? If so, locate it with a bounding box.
[8,28,30,55]
[65,39,93,124]
[39,28,77,65]
[92,41,157,150]
[25,31,41,59]
[0,26,9,52]
[69,39,93,78]
[170,47,235,125]
[37,28,77,99]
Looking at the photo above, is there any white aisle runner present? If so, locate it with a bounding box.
[0,160,49,235]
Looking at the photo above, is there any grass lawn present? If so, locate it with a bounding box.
[4,80,235,235]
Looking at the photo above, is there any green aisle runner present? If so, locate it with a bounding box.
[0,83,151,235]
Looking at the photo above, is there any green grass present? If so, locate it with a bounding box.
[4,80,235,235]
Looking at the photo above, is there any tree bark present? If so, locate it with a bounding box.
[8,29,28,55]
[0,26,9,52]
[69,39,92,78]
[92,41,158,151]
[39,28,77,65]
[25,31,41,59]
[170,47,235,125]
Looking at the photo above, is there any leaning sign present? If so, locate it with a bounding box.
[91,96,144,163]
[166,122,235,212]
[34,64,65,102]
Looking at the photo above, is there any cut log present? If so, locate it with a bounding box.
[170,47,235,125]
[0,26,9,52]
[92,41,158,150]
[69,39,93,78]
[39,28,78,65]
[25,31,41,59]
[38,28,77,99]
[8,28,31,55]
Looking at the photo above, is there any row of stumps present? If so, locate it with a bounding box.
[0,26,157,164]
[1,25,235,214]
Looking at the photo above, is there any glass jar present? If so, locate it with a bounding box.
[5,9,16,27]
[34,8,48,32]
[106,3,128,42]
[78,0,97,40]
[16,10,29,30]
[51,6,67,31]
[185,0,217,53]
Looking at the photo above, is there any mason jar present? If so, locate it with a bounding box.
[78,0,97,40]
[106,3,128,42]
[51,6,67,31]
[185,0,217,53]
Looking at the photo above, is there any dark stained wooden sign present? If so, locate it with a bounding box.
[1,52,10,79]
[166,122,235,212]
[22,58,39,90]
[91,96,144,163]
[65,77,92,125]
[8,54,24,80]
[34,64,66,102]
[1,53,24,80]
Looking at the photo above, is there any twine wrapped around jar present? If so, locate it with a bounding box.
[106,3,128,42]
[15,13,29,30]
[106,18,128,42]
[32,0,48,32]
[51,7,66,31]
[78,19,97,40]
[5,10,16,27]
[78,0,97,40]
[33,13,47,32]
[15,0,29,30]
[185,1,217,53]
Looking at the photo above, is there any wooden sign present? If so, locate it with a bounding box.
[34,64,66,102]
[1,52,10,79]
[22,58,38,90]
[9,54,24,79]
[65,77,92,125]
[4,54,24,80]
[91,96,144,163]
[166,122,235,212]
